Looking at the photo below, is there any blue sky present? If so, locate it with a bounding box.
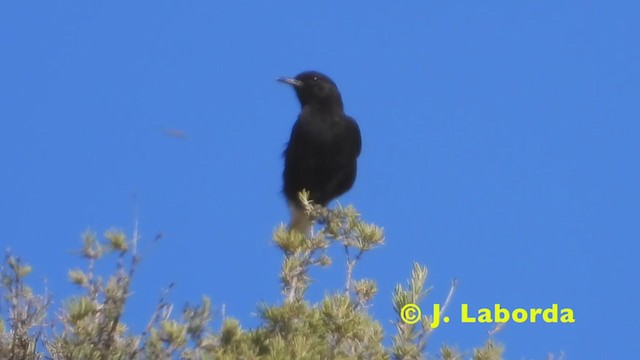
[1,1,637,358]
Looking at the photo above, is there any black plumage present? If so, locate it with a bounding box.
[277,71,362,233]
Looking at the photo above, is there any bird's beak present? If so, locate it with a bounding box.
[277,77,304,88]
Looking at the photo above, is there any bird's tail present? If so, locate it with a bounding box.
[288,205,313,236]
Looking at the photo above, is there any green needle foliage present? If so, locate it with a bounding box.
[0,195,505,359]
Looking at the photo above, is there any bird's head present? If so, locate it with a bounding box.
[277,71,343,111]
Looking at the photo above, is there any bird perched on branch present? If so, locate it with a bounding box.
[277,71,362,234]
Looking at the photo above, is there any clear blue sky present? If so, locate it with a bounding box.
[1,1,637,358]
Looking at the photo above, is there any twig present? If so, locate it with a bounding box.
[344,245,364,296]
[344,246,352,294]
[488,321,506,337]
[425,278,458,338]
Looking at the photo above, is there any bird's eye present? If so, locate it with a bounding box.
[312,76,318,82]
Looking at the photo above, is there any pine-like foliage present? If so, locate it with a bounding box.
[0,194,505,360]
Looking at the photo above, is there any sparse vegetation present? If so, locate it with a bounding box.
[0,194,503,359]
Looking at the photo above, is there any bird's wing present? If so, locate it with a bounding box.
[345,116,362,158]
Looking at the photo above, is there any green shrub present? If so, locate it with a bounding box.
[0,196,503,359]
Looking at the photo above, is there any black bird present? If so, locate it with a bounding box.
[277,71,362,234]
